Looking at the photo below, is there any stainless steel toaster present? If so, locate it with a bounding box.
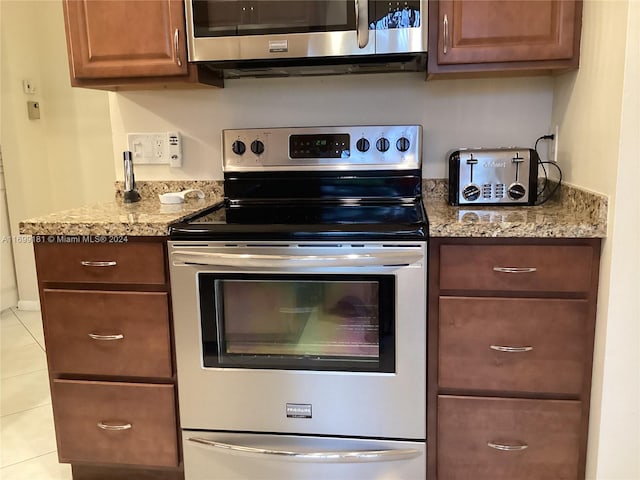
[448,148,539,206]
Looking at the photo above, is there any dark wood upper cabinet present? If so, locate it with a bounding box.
[428,0,583,77]
[62,0,222,89]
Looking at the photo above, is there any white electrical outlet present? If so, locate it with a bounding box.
[127,132,182,166]
[548,125,559,164]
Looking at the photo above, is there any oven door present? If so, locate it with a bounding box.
[169,241,426,440]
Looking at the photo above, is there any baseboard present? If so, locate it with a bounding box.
[17,300,41,311]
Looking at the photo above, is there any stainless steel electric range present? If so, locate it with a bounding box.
[169,125,428,480]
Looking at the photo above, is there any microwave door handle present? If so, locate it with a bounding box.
[355,0,369,48]
[172,250,422,268]
[188,437,420,462]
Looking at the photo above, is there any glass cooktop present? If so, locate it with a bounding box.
[169,200,428,241]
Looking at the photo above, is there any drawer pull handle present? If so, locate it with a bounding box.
[88,333,124,341]
[81,261,117,267]
[490,345,533,353]
[487,441,529,452]
[493,266,537,274]
[97,421,132,431]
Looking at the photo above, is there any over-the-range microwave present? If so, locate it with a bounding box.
[185,0,427,66]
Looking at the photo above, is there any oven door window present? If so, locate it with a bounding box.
[198,274,395,372]
[192,1,358,37]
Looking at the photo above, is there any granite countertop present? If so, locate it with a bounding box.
[423,179,607,238]
[19,179,607,238]
[19,181,223,237]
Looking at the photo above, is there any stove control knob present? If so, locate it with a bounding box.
[232,140,246,155]
[508,183,527,200]
[356,138,370,152]
[396,137,410,152]
[376,137,390,152]
[462,184,481,202]
[251,140,265,155]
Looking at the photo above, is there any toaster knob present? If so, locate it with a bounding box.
[376,137,390,152]
[251,140,265,155]
[508,183,527,200]
[232,140,246,155]
[356,138,370,152]
[462,184,481,202]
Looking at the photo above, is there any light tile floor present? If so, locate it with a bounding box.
[1,307,72,479]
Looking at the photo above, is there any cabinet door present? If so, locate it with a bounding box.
[438,396,582,480]
[63,0,188,79]
[439,244,593,293]
[434,0,578,65]
[52,380,178,467]
[34,242,166,285]
[44,290,173,378]
[438,297,588,395]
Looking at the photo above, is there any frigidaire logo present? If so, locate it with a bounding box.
[286,403,312,419]
[483,160,507,168]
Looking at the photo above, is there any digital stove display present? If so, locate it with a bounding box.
[290,134,350,159]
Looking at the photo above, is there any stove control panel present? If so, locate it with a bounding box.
[222,125,421,172]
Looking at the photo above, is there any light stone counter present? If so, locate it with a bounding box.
[19,179,607,239]
[423,179,607,238]
[19,181,223,237]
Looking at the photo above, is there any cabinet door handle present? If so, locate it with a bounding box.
[174,28,182,67]
[355,0,370,48]
[88,333,124,341]
[487,441,529,452]
[80,260,117,267]
[443,14,449,54]
[97,421,132,431]
[490,345,533,353]
[492,266,537,273]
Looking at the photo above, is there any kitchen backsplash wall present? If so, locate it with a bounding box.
[109,73,554,181]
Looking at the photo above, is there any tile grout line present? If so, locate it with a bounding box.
[0,401,53,419]
[0,365,49,382]
[10,307,45,352]
[0,448,59,469]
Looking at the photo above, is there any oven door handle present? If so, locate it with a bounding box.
[172,250,423,268]
[188,437,421,463]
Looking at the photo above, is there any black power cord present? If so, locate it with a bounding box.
[534,134,563,205]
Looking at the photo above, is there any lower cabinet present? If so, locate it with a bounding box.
[52,380,178,467]
[34,239,182,478]
[428,237,601,480]
[438,396,582,480]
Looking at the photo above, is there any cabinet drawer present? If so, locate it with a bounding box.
[438,396,581,480]
[34,242,165,284]
[52,380,178,467]
[439,297,587,395]
[44,290,172,378]
[439,245,593,292]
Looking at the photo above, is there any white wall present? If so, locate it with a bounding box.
[552,1,639,478]
[109,74,554,181]
[0,0,114,306]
